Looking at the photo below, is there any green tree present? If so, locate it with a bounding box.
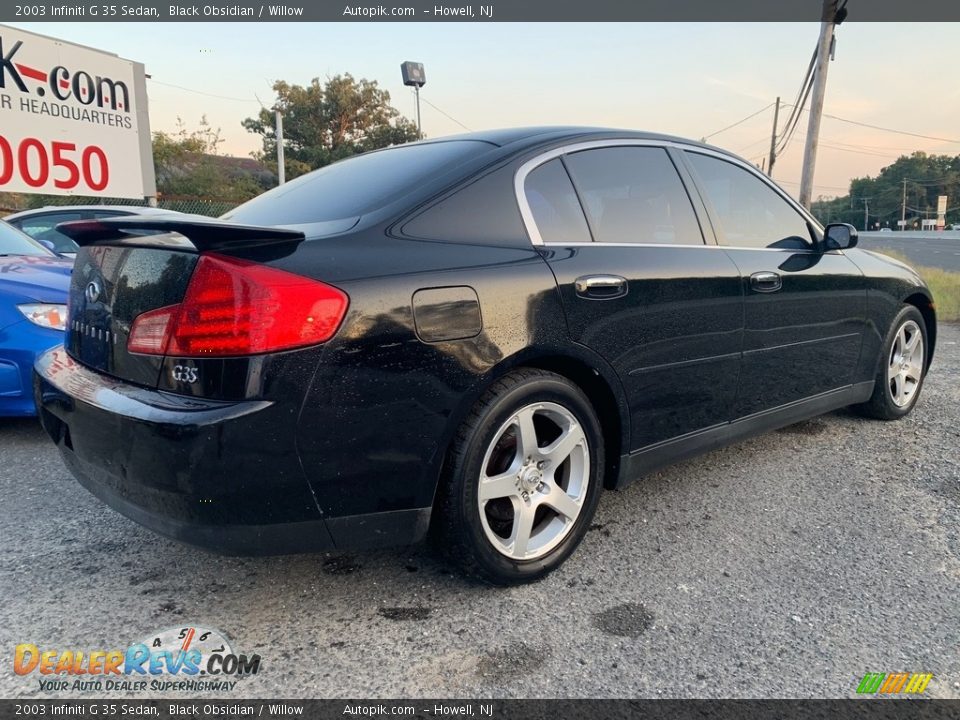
[153,117,271,202]
[243,74,420,180]
[811,151,960,230]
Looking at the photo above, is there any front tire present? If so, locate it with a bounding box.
[436,369,604,585]
[855,305,928,420]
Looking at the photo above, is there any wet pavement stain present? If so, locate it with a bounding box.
[593,602,654,638]
[378,606,432,621]
[154,601,184,617]
[477,642,551,680]
[128,568,167,586]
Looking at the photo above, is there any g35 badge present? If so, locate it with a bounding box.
[172,365,199,383]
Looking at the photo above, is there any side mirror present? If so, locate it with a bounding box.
[39,239,57,253]
[823,223,858,251]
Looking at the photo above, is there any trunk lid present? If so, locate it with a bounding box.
[61,217,304,388]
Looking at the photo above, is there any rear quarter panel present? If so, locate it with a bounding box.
[290,233,576,519]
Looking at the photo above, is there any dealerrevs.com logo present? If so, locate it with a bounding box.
[0,34,130,112]
[14,626,261,693]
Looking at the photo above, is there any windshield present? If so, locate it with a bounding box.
[222,140,494,227]
[0,220,55,257]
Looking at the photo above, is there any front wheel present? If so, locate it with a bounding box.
[436,369,604,585]
[855,305,928,420]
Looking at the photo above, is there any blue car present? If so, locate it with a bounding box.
[0,220,72,416]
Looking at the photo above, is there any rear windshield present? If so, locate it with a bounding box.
[222,140,493,227]
[0,220,53,257]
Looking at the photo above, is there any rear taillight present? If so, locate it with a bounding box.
[128,253,348,357]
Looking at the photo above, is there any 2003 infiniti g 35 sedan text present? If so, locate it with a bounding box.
[34,128,936,584]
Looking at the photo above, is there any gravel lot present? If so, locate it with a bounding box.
[2,325,958,700]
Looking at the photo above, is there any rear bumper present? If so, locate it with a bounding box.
[33,346,336,555]
[33,347,432,555]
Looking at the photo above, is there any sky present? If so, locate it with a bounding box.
[11,21,960,200]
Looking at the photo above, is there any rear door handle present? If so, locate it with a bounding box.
[750,271,782,293]
[574,275,628,300]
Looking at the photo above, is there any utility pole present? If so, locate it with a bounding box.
[414,85,422,139]
[400,62,426,140]
[799,0,841,209]
[901,178,907,231]
[767,96,781,178]
[861,197,871,232]
[275,109,286,186]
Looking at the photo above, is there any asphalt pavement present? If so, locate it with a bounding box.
[858,231,960,271]
[2,326,959,699]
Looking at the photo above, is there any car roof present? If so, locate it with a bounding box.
[4,205,177,220]
[419,126,728,155]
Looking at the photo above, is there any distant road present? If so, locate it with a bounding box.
[857,231,960,272]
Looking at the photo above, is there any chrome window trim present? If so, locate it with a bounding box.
[514,138,824,249]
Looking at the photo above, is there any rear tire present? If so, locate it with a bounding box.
[854,305,928,420]
[436,369,604,585]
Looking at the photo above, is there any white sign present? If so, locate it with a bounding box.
[0,24,154,199]
[937,195,948,214]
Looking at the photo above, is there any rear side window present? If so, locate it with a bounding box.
[524,158,592,244]
[402,164,528,246]
[563,147,704,245]
[685,152,813,249]
[223,140,493,227]
[11,212,82,254]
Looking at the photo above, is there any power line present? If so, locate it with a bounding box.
[736,136,772,153]
[775,72,813,156]
[702,103,774,141]
[782,103,960,145]
[412,90,472,132]
[903,176,958,185]
[147,78,260,104]
[817,142,898,159]
[782,129,893,157]
[778,178,850,192]
[774,44,818,157]
[813,137,924,153]
[906,205,960,213]
[823,112,960,145]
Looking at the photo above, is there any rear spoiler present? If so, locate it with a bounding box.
[57,216,305,254]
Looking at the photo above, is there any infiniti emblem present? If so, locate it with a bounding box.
[85,280,102,303]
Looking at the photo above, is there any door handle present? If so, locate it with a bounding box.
[574,275,628,300]
[750,271,782,293]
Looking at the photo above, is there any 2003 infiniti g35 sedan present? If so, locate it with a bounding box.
[34,127,935,584]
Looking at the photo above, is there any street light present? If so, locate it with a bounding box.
[400,61,426,139]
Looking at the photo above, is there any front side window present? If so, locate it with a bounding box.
[562,147,704,245]
[685,152,813,249]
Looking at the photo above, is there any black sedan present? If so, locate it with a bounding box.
[34,128,935,584]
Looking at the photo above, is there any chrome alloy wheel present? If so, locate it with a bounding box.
[477,402,590,561]
[888,319,924,407]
